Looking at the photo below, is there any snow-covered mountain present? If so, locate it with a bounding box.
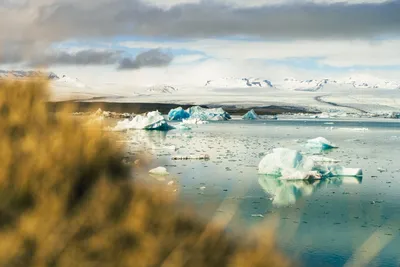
[205,77,274,88]
[55,75,87,88]
[0,70,89,89]
[339,75,400,90]
[0,70,59,80]
[204,76,400,91]
[146,85,178,94]
[274,78,334,91]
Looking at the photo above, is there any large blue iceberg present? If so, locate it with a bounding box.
[168,107,190,121]
[168,106,231,121]
[242,109,259,120]
[187,106,231,121]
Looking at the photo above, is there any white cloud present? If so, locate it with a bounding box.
[121,39,400,67]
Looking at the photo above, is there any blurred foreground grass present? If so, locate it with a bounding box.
[0,78,291,267]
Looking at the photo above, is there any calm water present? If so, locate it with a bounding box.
[123,118,400,267]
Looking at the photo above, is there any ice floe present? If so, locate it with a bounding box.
[113,111,174,131]
[242,109,259,120]
[182,118,209,125]
[171,154,210,160]
[258,148,362,180]
[305,137,338,150]
[149,166,169,176]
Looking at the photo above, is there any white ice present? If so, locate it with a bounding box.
[306,137,338,150]
[149,166,169,176]
[258,148,362,180]
[113,111,173,131]
[182,118,209,125]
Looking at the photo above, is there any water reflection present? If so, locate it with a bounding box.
[127,130,169,151]
[258,175,363,207]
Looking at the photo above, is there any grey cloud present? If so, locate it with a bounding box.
[33,0,400,41]
[0,43,124,65]
[30,49,123,66]
[118,48,173,70]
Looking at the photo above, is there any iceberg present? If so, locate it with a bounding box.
[258,148,319,180]
[305,137,338,150]
[168,107,190,121]
[113,111,173,131]
[258,148,362,180]
[149,166,169,176]
[186,106,231,121]
[242,109,259,120]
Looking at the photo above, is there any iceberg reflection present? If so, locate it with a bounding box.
[258,175,363,207]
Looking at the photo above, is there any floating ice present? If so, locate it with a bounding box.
[182,118,209,125]
[187,106,231,121]
[306,137,338,150]
[177,123,192,130]
[168,107,190,121]
[258,148,362,180]
[258,148,319,180]
[149,166,169,176]
[242,109,259,120]
[172,154,210,160]
[113,111,173,131]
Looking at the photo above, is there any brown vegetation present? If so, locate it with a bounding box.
[0,78,291,267]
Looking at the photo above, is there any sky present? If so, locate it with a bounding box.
[1,0,400,86]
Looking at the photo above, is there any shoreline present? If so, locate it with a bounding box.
[47,100,317,115]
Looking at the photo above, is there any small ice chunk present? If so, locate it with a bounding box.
[319,166,363,177]
[306,137,338,150]
[172,154,210,160]
[168,107,190,121]
[113,111,173,131]
[182,118,209,125]
[177,123,192,130]
[242,109,259,120]
[149,167,169,176]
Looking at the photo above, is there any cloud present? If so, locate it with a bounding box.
[30,49,123,66]
[118,48,173,70]
[121,39,400,68]
[1,0,400,47]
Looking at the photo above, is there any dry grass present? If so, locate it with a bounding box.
[0,78,291,267]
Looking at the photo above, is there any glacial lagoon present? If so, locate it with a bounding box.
[122,118,400,267]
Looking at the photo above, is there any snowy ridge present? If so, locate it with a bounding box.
[275,78,332,91]
[55,75,87,88]
[0,70,59,80]
[205,77,274,88]
[340,74,400,90]
[146,85,178,94]
[205,76,400,91]
[0,70,88,88]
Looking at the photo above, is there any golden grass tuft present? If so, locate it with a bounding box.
[0,78,291,267]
